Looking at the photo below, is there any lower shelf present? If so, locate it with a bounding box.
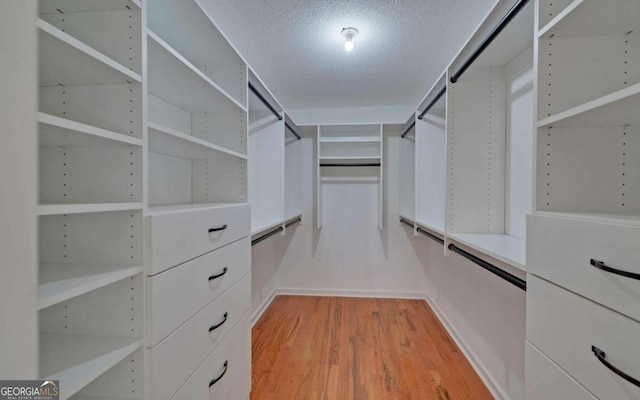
[40,334,142,400]
[447,233,527,271]
[252,218,283,236]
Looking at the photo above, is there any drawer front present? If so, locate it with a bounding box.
[527,275,640,399]
[219,353,251,400]
[148,237,250,345]
[527,214,640,322]
[149,274,251,400]
[148,204,250,275]
[526,341,596,400]
[171,311,251,400]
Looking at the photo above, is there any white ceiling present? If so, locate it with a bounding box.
[198,0,498,110]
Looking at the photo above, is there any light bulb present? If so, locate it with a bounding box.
[344,39,354,52]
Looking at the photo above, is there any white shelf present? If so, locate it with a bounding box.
[38,19,141,87]
[38,264,142,310]
[148,122,246,160]
[39,113,142,148]
[399,213,415,224]
[147,202,248,216]
[536,211,640,226]
[40,334,142,400]
[319,137,381,143]
[538,0,640,38]
[39,0,141,14]
[252,218,283,236]
[448,233,527,272]
[147,31,246,114]
[319,156,381,162]
[416,220,445,236]
[285,212,303,224]
[38,203,143,216]
[537,83,640,128]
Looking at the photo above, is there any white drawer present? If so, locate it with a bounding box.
[219,353,251,400]
[147,237,250,345]
[147,204,250,275]
[527,214,640,322]
[526,341,596,400]
[149,274,251,400]
[171,310,251,400]
[527,275,640,399]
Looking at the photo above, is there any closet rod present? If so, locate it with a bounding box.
[448,244,527,291]
[320,163,381,167]
[400,218,445,245]
[401,121,415,139]
[417,86,446,120]
[251,217,302,247]
[449,0,530,84]
[285,121,301,140]
[248,81,282,121]
[285,217,302,228]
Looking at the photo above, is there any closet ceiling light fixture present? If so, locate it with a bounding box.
[341,27,358,52]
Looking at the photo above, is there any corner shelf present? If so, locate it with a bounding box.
[39,113,142,148]
[38,203,144,216]
[40,334,142,400]
[38,264,142,310]
[447,233,527,272]
[148,122,247,160]
[38,19,141,87]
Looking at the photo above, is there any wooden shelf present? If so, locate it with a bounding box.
[39,113,142,148]
[40,334,142,400]
[147,31,246,114]
[448,233,527,272]
[38,264,142,310]
[38,203,143,216]
[147,203,248,216]
[539,0,640,38]
[39,0,141,14]
[148,122,246,160]
[538,83,640,128]
[38,19,141,87]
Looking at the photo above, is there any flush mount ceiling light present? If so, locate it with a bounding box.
[341,27,358,52]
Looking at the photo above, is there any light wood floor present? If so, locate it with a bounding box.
[251,296,493,399]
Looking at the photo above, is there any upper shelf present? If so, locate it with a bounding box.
[39,0,141,14]
[147,202,248,216]
[38,19,141,87]
[147,31,246,114]
[38,113,142,148]
[38,203,143,216]
[448,233,526,272]
[539,0,640,38]
[319,137,381,143]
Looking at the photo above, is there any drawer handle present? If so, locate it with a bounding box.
[208,312,228,332]
[592,346,640,388]
[590,259,640,281]
[209,361,228,387]
[208,224,228,233]
[208,267,228,281]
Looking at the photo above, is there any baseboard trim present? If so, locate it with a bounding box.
[251,290,277,327]
[424,294,510,400]
[276,287,428,300]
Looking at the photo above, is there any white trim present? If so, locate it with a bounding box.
[251,290,277,327]
[423,295,510,400]
[276,288,428,300]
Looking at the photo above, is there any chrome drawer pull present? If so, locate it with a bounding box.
[208,224,228,233]
[209,361,228,387]
[208,267,228,281]
[208,312,228,332]
[590,259,640,281]
[592,346,640,388]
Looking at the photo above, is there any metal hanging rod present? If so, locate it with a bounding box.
[417,86,446,120]
[285,217,302,228]
[449,0,530,84]
[448,244,527,291]
[251,218,302,246]
[400,218,445,245]
[248,81,282,120]
[401,121,416,139]
[320,163,381,167]
[285,121,301,140]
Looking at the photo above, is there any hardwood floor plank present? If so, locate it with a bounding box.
[251,296,493,399]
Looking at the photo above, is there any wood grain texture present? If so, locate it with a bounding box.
[251,296,493,399]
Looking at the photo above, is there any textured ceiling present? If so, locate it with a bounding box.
[198,0,498,109]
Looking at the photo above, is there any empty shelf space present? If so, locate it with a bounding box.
[536,211,640,226]
[147,202,248,216]
[319,137,381,143]
[38,19,140,86]
[39,113,142,148]
[252,218,283,236]
[147,31,246,113]
[448,233,527,271]
[538,82,640,127]
[39,0,141,14]
[40,334,142,400]
[148,122,246,160]
[38,203,143,216]
[539,0,640,38]
[38,264,142,310]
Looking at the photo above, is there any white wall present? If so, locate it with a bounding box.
[288,105,413,126]
[0,0,39,378]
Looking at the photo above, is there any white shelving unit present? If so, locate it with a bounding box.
[37,1,145,398]
[284,115,304,223]
[317,124,383,229]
